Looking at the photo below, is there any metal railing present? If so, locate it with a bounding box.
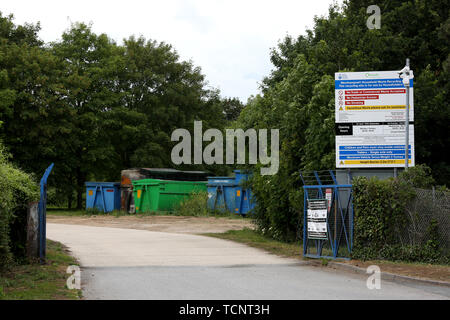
[300,170,354,259]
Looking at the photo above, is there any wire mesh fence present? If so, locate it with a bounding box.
[399,188,450,255]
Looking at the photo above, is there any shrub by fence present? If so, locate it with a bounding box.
[174,191,210,216]
[352,170,449,264]
[249,170,303,242]
[0,145,39,271]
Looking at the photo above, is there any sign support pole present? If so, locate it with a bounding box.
[404,58,410,170]
[399,58,414,170]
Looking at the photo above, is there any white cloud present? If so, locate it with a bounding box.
[1,0,339,101]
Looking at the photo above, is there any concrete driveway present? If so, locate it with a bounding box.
[47,223,450,300]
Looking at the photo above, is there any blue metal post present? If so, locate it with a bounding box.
[350,191,354,251]
[303,184,352,260]
[329,170,337,185]
[313,171,324,198]
[303,190,307,256]
[38,163,54,264]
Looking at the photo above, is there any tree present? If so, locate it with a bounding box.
[50,23,123,208]
[112,36,228,171]
[1,14,232,208]
[221,97,244,122]
[0,12,70,204]
[238,0,450,241]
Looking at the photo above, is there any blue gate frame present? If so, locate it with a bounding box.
[38,163,54,263]
[300,170,354,259]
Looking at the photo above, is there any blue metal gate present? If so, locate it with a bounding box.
[38,163,54,263]
[300,170,353,259]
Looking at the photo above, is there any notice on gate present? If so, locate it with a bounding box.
[307,199,328,240]
[335,71,415,168]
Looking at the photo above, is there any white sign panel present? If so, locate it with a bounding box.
[308,222,327,236]
[307,200,328,240]
[335,71,415,168]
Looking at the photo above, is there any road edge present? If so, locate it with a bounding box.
[305,259,450,288]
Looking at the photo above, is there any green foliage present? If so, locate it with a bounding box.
[47,187,73,208]
[352,174,448,264]
[174,191,242,217]
[174,191,210,216]
[0,240,81,300]
[221,97,245,122]
[0,15,236,210]
[238,0,449,243]
[85,207,104,216]
[0,141,39,271]
[398,164,436,189]
[205,228,303,259]
[249,169,303,242]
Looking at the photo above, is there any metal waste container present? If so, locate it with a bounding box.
[207,177,237,213]
[132,179,207,213]
[207,170,256,215]
[85,182,121,213]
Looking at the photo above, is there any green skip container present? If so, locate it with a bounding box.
[132,179,207,213]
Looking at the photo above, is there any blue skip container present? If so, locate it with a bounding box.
[85,182,121,213]
[207,177,237,213]
[207,170,256,215]
[233,170,256,215]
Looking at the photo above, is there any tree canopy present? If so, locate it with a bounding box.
[0,14,233,208]
[237,0,450,241]
[0,1,448,220]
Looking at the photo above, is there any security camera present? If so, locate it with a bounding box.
[398,66,410,76]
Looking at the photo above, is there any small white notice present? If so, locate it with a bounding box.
[307,199,328,240]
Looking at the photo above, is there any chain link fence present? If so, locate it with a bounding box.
[399,188,450,255]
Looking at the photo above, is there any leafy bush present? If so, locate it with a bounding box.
[47,187,73,208]
[174,191,210,216]
[236,1,450,244]
[174,191,240,217]
[85,207,106,215]
[352,165,448,264]
[398,164,436,189]
[0,143,39,271]
[249,170,303,242]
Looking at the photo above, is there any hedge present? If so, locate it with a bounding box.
[0,143,39,271]
[352,165,448,264]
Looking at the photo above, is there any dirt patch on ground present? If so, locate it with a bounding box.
[343,259,450,282]
[47,215,254,234]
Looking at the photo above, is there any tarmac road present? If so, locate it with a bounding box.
[47,223,450,300]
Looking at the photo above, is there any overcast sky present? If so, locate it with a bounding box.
[1,0,340,102]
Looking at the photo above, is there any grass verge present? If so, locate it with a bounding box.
[47,208,88,216]
[203,228,450,282]
[343,259,450,282]
[0,240,82,300]
[203,227,303,259]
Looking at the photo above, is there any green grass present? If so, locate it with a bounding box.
[47,208,88,216]
[203,228,338,260]
[0,240,82,300]
[203,227,303,259]
[47,207,247,219]
[47,208,128,217]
